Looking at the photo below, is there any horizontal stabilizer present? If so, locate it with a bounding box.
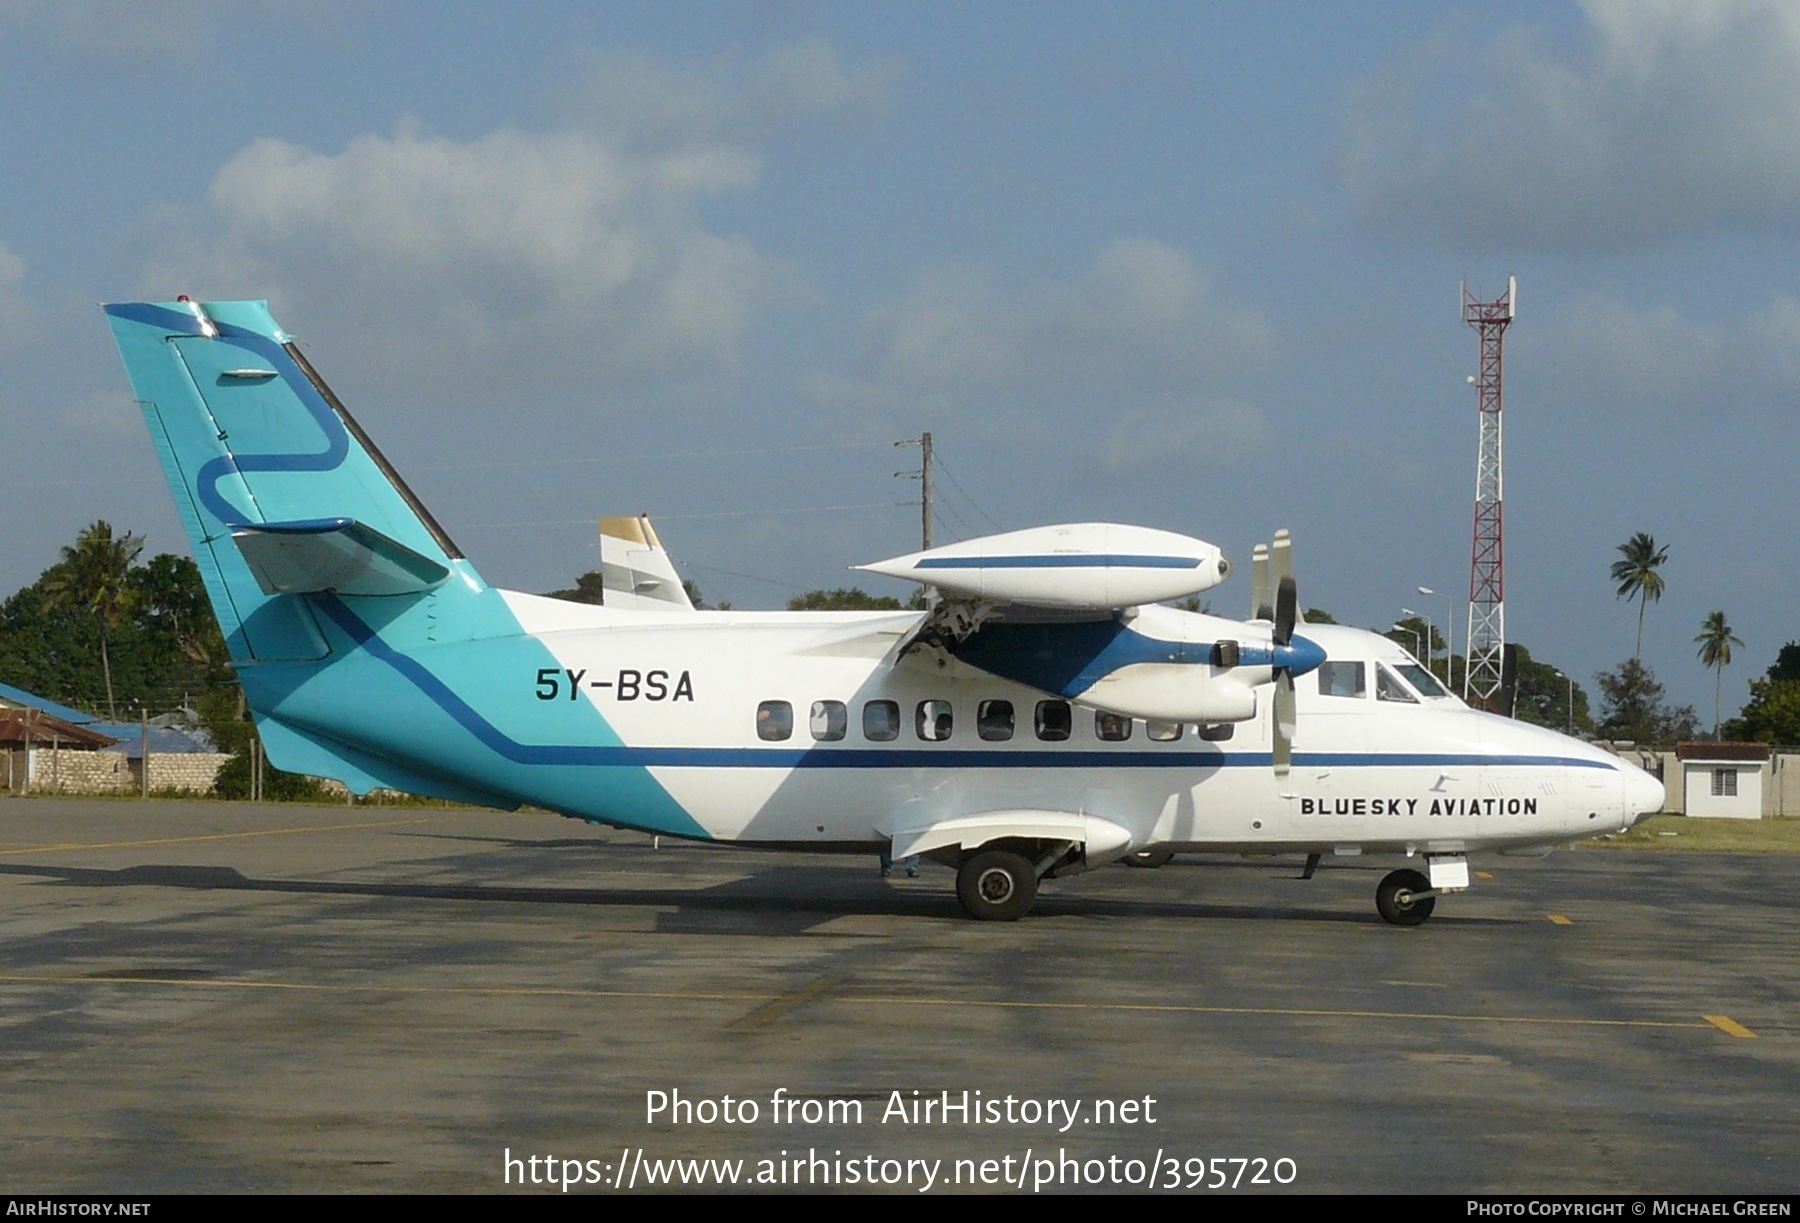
[233,518,450,596]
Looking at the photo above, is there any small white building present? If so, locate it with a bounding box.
[1676,742,1771,819]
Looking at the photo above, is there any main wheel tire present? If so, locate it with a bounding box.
[1376,868,1435,926]
[956,849,1038,921]
[1122,849,1175,869]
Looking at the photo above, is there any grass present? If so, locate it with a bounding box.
[1583,813,1800,853]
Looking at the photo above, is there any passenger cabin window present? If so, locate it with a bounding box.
[863,699,900,742]
[1396,664,1448,698]
[1198,723,1234,741]
[756,700,793,741]
[810,700,847,742]
[916,700,953,741]
[977,700,1015,741]
[1147,720,1184,742]
[1318,661,1366,699]
[1035,700,1072,741]
[1375,664,1418,703]
[1095,712,1132,742]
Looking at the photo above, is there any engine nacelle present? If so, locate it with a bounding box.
[1078,664,1260,723]
[858,523,1230,610]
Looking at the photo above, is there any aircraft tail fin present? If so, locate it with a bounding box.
[597,515,695,611]
[103,299,481,663]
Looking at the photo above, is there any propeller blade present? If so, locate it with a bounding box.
[1270,528,1292,592]
[1251,544,1271,621]
[1273,671,1295,777]
[1274,575,1297,647]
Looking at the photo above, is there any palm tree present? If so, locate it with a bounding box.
[1610,532,1669,661]
[1694,611,1743,740]
[42,521,145,720]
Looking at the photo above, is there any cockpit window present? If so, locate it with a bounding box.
[1376,663,1419,704]
[1395,663,1448,698]
[1317,661,1366,699]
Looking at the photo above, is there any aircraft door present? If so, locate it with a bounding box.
[1292,660,1372,835]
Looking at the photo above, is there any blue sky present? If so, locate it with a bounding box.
[0,0,1793,720]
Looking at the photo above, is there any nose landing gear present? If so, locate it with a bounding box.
[1376,868,1436,926]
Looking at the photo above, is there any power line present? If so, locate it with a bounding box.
[931,451,1005,532]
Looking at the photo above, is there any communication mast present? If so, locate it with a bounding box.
[1462,277,1515,709]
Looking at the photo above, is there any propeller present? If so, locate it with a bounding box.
[1270,529,1297,777]
[1250,543,1272,621]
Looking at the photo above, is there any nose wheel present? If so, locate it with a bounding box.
[1376,868,1435,926]
[956,849,1038,921]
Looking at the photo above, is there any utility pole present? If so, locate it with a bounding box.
[896,431,937,605]
[920,431,934,552]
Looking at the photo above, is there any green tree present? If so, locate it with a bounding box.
[786,588,905,611]
[1610,532,1669,661]
[1507,644,1592,736]
[1731,642,1800,746]
[1594,658,1695,746]
[41,521,145,720]
[544,571,606,605]
[1693,611,1743,740]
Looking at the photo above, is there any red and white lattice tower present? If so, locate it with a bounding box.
[1462,277,1515,708]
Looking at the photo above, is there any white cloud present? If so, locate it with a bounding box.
[139,43,890,399]
[1338,0,1800,251]
[1521,293,1800,416]
[0,0,318,62]
[806,238,1273,474]
[562,38,900,150]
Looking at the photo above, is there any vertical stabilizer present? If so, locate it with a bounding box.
[104,299,484,663]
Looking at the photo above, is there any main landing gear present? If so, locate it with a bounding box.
[955,849,1038,921]
[1121,849,1175,869]
[1376,868,1436,926]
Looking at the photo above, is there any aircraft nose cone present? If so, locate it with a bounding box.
[1279,633,1327,679]
[1622,764,1665,825]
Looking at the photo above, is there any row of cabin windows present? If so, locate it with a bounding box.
[755,698,1235,745]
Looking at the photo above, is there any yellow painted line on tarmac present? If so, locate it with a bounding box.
[0,973,768,1004]
[0,817,434,857]
[1547,914,1574,925]
[1703,1014,1757,1039]
[1475,871,1494,880]
[0,972,1728,1034]
[727,974,847,1031]
[838,994,1717,1031]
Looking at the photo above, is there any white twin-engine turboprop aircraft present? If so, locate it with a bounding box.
[104,299,1665,922]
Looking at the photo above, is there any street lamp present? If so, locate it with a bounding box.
[1553,671,1574,736]
[1391,623,1422,662]
[1418,586,1454,683]
[1401,606,1431,674]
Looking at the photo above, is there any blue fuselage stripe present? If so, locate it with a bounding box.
[917,554,1199,570]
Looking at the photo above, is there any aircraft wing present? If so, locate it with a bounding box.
[855,523,1322,725]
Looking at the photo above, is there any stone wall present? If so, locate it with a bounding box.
[4,748,229,795]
